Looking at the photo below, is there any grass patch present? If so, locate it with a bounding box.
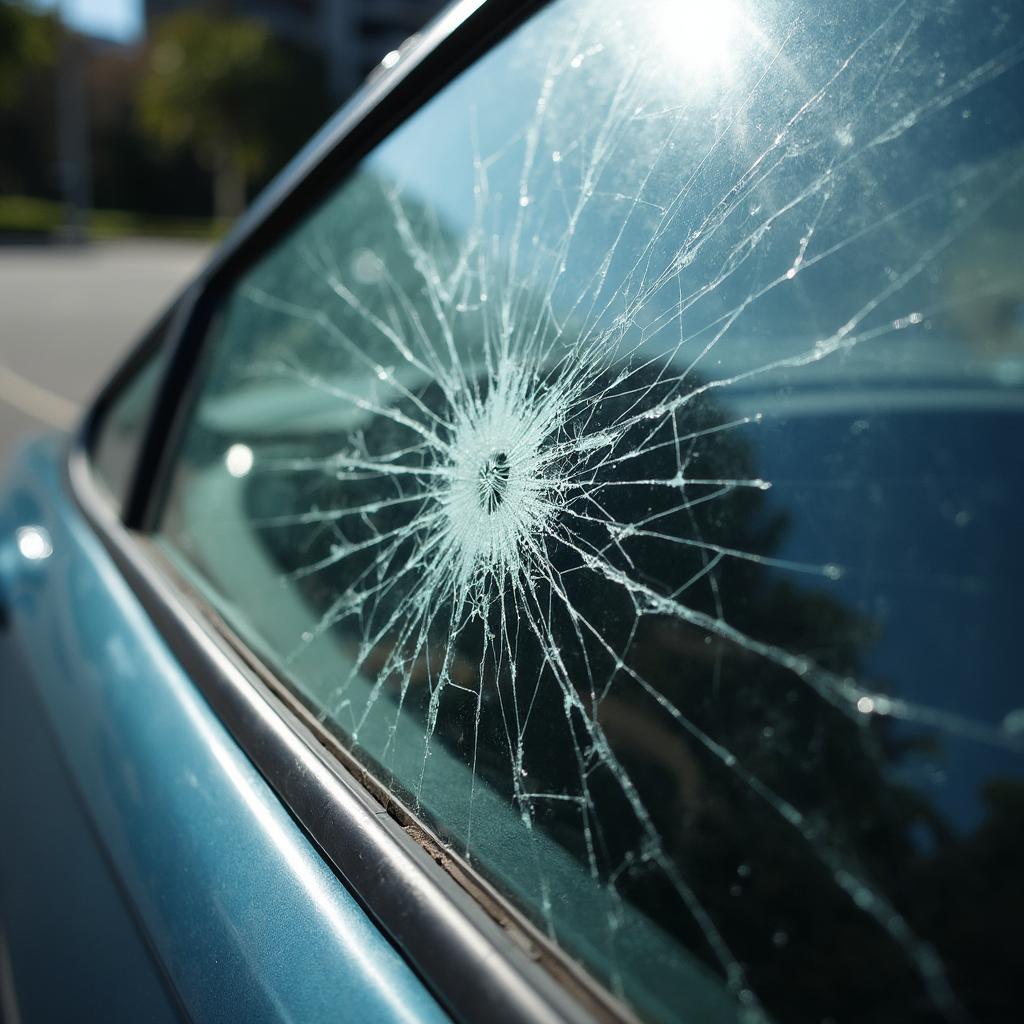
[0,194,227,240]
[0,194,63,234]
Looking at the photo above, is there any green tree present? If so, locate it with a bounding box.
[0,1,56,109]
[137,11,327,220]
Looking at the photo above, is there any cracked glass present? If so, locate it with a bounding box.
[156,1,1024,1021]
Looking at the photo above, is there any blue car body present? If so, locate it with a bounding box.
[0,436,448,1024]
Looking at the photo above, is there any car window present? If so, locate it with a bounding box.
[90,335,167,508]
[155,1,1024,1021]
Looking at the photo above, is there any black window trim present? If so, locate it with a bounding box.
[70,2,643,1023]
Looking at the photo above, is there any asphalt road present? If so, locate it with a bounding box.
[0,239,211,474]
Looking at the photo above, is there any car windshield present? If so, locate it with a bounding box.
[157,1,1024,1021]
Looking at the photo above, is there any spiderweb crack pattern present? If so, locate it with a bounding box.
[230,3,1024,1020]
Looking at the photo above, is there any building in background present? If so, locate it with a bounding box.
[144,0,448,99]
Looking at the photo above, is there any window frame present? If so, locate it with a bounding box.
[85,307,176,510]
[68,2,636,1023]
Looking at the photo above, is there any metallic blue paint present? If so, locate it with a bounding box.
[0,436,451,1024]
[1,634,184,1022]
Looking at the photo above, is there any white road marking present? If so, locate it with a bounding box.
[0,363,79,429]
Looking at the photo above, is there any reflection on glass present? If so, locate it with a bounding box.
[224,443,254,478]
[157,2,1024,1022]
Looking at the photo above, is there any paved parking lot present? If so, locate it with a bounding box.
[0,239,210,472]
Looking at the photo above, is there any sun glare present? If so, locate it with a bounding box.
[651,0,745,79]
